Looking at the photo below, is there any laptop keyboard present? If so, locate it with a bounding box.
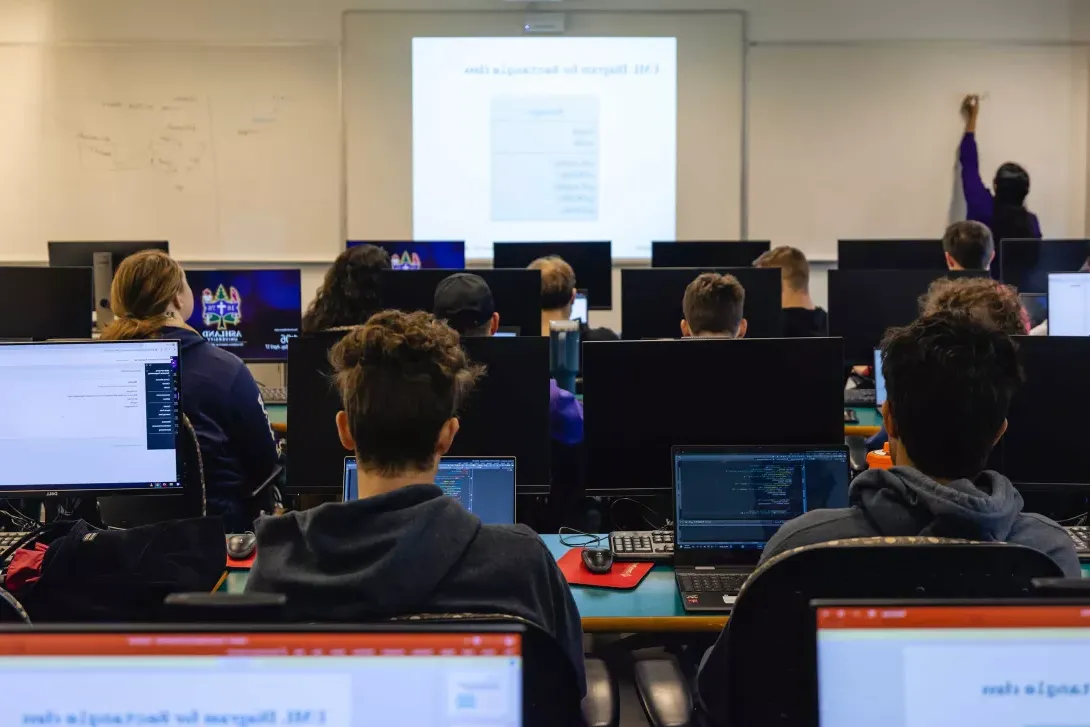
[677,572,748,595]
[1067,526,1090,557]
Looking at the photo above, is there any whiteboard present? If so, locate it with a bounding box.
[749,45,1089,260]
[0,44,43,262]
[38,45,341,262]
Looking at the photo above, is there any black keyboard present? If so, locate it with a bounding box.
[260,386,288,405]
[0,532,32,564]
[610,530,674,562]
[1067,526,1090,558]
[844,388,876,406]
[677,572,748,596]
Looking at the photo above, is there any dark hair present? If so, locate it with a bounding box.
[920,277,1030,335]
[991,162,1038,243]
[942,221,995,270]
[682,273,746,337]
[753,245,811,292]
[528,256,576,310]
[302,245,392,333]
[330,310,484,476]
[881,312,1023,479]
[100,250,187,341]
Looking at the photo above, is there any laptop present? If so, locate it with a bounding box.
[814,600,1090,727]
[0,624,524,724]
[673,445,850,612]
[343,456,517,525]
[570,290,588,325]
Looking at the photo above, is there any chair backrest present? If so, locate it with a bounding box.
[696,537,1064,727]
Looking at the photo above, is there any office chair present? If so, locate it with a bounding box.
[634,537,1063,727]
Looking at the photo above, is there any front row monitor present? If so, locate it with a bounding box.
[582,337,844,493]
[620,267,783,340]
[183,269,302,362]
[0,267,92,340]
[1000,238,1090,294]
[651,241,771,269]
[835,239,946,270]
[492,241,612,310]
[1048,272,1090,336]
[46,241,170,325]
[347,240,466,270]
[0,340,182,496]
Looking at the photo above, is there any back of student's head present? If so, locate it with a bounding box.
[881,312,1023,480]
[942,221,995,270]
[991,163,1038,243]
[528,256,576,311]
[920,277,1030,335]
[101,249,188,341]
[753,245,811,292]
[682,273,746,338]
[433,273,496,337]
[302,244,392,333]
[330,310,484,476]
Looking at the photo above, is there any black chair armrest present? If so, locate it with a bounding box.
[582,658,619,727]
[635,657,693,727]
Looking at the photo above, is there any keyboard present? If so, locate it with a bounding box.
[1067,526,1090,558]
[0,532,32,564]
[610,530,674,562]
[260,386,288,405]
[844,388,876,407]
[676,572,748,596]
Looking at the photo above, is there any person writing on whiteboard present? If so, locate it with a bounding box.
[960,95,1042,243]
[101,250,281,532]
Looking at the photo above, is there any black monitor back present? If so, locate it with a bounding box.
[651,241,771,269]
[621,267,782,340]
[47,241,170,269]
[836,239,946,270]
[0,267,93,340]
[377,269,542,336]
[829,269,988,365]
[582,338,844,493]
[286,331,349,492]
[493,242,612,310]
[1000,239,1090,294]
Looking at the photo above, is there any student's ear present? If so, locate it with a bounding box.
[437,417,460,456]
[489,312,501,336]
[335,410,355,452]
[987,249,996,268]
[993,418,1008,445]
[680,319,693,338]
[736,319,748,339]
[881,400,898,439]
[570,289,577,305]
[944,252,960,271]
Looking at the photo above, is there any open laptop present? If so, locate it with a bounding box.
[0,624,523,725]
[570,290,588,324]
[673,445,850,612]
[343,456,517,525]
[815,600,1090,727]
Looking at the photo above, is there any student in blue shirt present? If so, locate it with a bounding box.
[101,250,281,531]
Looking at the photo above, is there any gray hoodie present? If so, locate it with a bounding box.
[760,467,1080,577]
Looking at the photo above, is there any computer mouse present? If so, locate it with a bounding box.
[582,548,613,574]
[226,532,257,560]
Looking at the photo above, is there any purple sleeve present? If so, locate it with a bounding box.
[1030,213,1042,238]
[959,132,994,223]
[549,379,584,445]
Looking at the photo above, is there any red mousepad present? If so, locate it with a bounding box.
[557,548,654,590]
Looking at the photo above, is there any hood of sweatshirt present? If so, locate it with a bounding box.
[849,467,1025,541]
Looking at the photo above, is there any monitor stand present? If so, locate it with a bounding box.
[93,251,115,331]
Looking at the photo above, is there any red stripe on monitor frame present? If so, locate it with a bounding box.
[818,605,1090,630]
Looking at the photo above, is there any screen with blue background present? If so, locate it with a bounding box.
[347,241,466,270]
[344,457,515,524]
[183,269,301,361]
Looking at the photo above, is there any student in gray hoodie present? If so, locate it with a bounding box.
[761,310,1079,576]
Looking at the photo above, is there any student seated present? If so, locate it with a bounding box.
[101,250,280,531]
[765,311,1079,577]
[943,220,996,271]
[680,272,747,339]
[527,255,619,341]
[433,273,583,445]
[301,244,391,333]
[753,245,828,337]
[246,311,586,690]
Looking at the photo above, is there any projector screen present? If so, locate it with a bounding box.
[412,37,677,260]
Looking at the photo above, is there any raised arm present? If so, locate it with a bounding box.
[959,94,993,222]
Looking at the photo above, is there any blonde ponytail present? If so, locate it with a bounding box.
[100,250,188,341]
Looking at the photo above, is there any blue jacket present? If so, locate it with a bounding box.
[761,466,1079,576]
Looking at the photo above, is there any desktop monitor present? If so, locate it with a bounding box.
[620,268,783,340]
[492,241,612,310]
[347,240,466,270]
[836,239,946,270]
[828,269,988,365]
[651,241,771,269]
[378,269,542,337]
[0,267,92,340]
[344,456,516,524]
[0,625,524,726]
[182,269,302,362]
[1047,272,1090,336]
[816,601,1090,727]
[570,291,588,324]
[1000,238,1090,294]
[47,241,170,322]
[0,340,182,496]
[582,338,844,493]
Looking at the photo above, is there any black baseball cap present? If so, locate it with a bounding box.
[433,273,495,332]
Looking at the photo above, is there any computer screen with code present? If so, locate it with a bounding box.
[344,457,515,524]
[0,340,182,494]
[674,447,849,551]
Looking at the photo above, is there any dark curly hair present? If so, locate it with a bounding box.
[302,245,392,333]
[330,310,485,476]
[919,277,1030,335]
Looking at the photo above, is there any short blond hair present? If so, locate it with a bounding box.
[527,256,576,310]
[754,246,811,292]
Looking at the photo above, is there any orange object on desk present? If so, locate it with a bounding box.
[556,548,654,590]
[867,447,893,470]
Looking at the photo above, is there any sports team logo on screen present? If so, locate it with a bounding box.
[202,285,242,331]
[391,251,423,271]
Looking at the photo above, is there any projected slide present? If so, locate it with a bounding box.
[413,38,677,260]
